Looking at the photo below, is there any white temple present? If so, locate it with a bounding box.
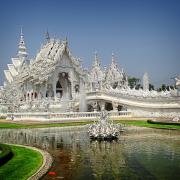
[0,30,180,120]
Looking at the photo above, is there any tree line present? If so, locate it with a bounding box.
[128,77,176,91]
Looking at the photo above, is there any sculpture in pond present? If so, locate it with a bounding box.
[88,111,123,140]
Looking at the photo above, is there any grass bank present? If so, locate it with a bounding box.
[115,120,180,130]
[0,145,43,180]
[0,121,92,129]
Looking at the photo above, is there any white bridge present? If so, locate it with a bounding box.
[85,91,180,117]
[3,90,180,121]
[86,91,180,109]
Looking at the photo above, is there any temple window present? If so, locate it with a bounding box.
[75,85,79,93]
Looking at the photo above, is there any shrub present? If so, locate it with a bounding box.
[147,120,180,126]
[0,144,13,167]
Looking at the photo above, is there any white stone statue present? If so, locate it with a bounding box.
[143,72,149,91]
[175,77,180,87]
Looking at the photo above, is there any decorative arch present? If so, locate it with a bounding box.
[105,102,113,111]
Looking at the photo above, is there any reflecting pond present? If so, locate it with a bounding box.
[0,126,180,180]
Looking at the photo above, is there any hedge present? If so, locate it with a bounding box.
[147,119,180,126]
[0,144,13,167]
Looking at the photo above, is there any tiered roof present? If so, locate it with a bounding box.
[89,52,127,86]
[105,53,125,83]
[4,30,84,85]
[89,52,105,82]
[4,30,127,88]
[4,28,28,84]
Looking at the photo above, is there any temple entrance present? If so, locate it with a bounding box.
[56,81,63,98]
[56,72,72,100]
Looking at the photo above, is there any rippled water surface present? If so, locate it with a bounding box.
[0,126,180,180]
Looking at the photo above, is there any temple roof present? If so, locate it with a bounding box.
[3,30,127,87]
[7,64,18,77]
[11,58,21,68]
[89,52,105,82]
[4,70,13,83]
[27,38,83,84]
[4,29,28,84]
[105,53,125,83]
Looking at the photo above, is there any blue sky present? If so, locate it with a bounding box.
[0,0,180,87]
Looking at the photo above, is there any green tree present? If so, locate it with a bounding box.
[128,77,140,89]
[157,84,170,91]
[161,84,166,91]
[135,84,142,90]
[149,84,154,91]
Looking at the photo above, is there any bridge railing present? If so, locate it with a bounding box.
[7,111,131,121]
[87,90,180,102]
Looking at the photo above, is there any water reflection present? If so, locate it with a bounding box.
[0,127,87,151]
[0,126,180,179]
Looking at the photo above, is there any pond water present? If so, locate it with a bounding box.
[0,126,180,180]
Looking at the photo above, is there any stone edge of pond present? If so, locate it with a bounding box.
[5,144,53,180]
[27,146,53,180]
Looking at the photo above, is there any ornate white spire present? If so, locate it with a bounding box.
[89,51,104,85]
[18,27,28,58]
[94,51,100,67]
[45,30,50,43]
[112,52,115,64]
[64,36,68,47]
[143,72,149,91]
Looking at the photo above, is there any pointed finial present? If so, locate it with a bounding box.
[19,26,25,46]
[94,51,98,61]
[112,52,115,64]
[20,26,23,36]
[94,51,100,66]
[65,36,68,44]
[45,29,50,43]
[18,26,28,58]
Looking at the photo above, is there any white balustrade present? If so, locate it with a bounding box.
[7,111,131,121]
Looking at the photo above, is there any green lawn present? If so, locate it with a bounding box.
[0,145,43,180]
[0,121,92,129]
[0,119,179,130]
[115,120,180,130]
